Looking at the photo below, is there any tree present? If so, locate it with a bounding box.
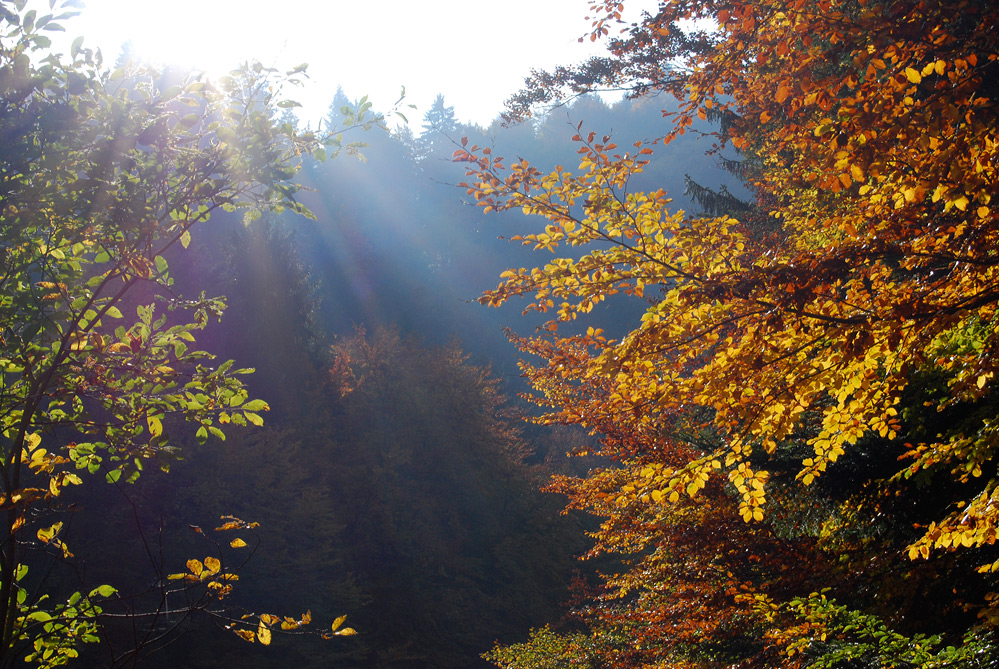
[458,0,999,665]
[417,93,460,160]
[0,2,338,664]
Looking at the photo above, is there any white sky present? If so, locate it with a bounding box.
[54,0,660,129]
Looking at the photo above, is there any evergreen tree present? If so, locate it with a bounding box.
[417,93,459,159]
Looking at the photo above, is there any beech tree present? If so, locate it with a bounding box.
[0,2,359,664]
[460,0,999,665]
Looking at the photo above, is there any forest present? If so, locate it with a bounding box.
[1,0,998,667]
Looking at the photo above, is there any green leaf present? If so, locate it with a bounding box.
[90,585,116,598]
[241,399,269,412]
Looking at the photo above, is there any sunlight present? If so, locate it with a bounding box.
[64,0,661,127]
[75,1,291,76]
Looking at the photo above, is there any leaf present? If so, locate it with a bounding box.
[203,556,221,575]
[90,584,116,598]
[36,522,63,543]
[241,399,269,412]
[256,621,272,645]
[147,415,163,438]
[330,614,347,633]
[230,537,248,548]
[186,559,204,576]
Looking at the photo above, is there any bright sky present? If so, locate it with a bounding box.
[56,0,659,129]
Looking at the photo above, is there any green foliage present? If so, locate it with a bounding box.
[0,0,324,663]
[782,594,998,668]
[483,626,596,669]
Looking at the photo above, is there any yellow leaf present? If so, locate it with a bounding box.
[952,195,969,211]
[204,556,221,575]
[904,67,922,83]
[37,522,63,543]
[187,559,203,576]
[230,538,248,548]
[233,629,256,643]
[147,415,162,438]
[335,627,357,636]
[257,621,272,645]
[331,614,347,633]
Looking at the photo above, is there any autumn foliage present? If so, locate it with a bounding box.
[461,0,999,665]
